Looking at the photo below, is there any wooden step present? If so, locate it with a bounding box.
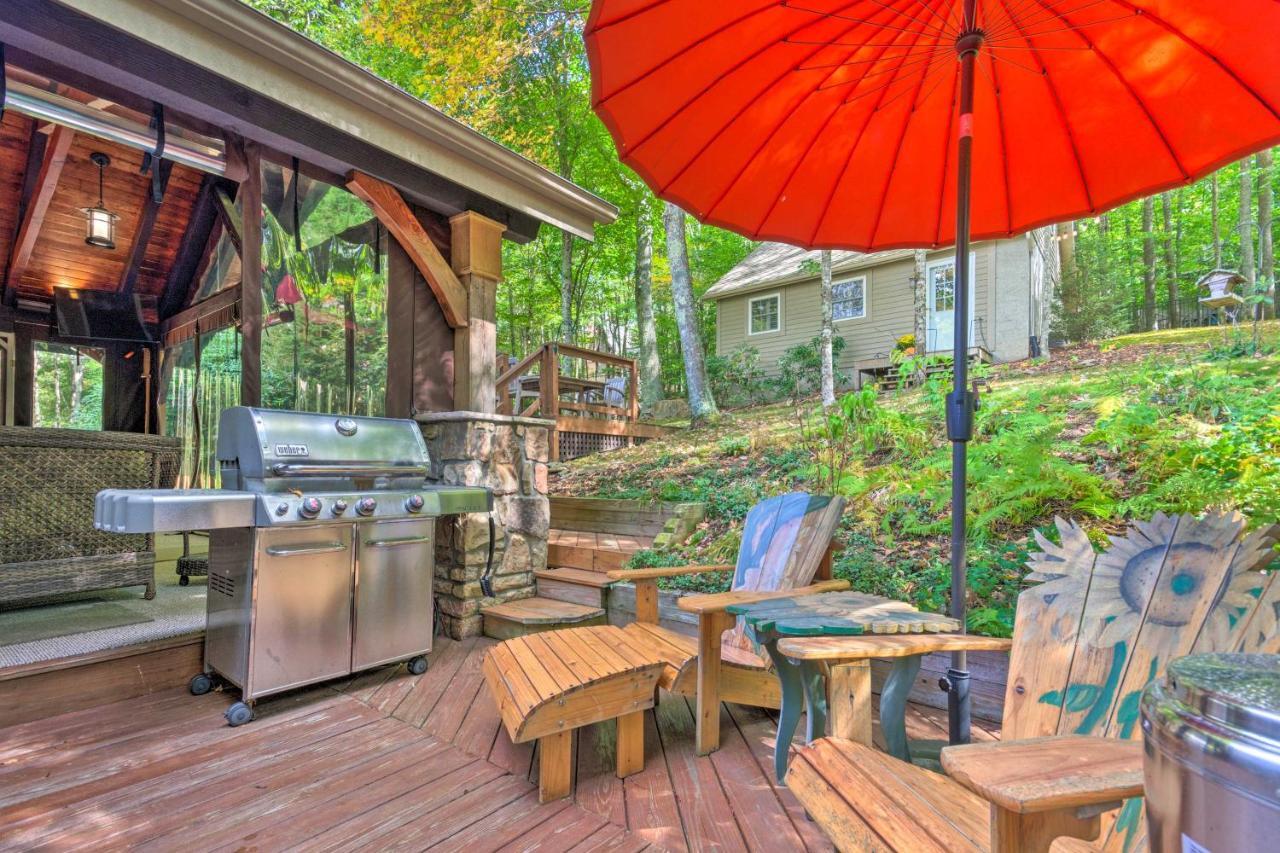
[481,596,607,640]
[535,567,616,608]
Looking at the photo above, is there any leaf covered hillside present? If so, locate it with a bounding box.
[552,325,1280,637]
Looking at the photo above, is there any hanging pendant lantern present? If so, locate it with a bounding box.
[82,152,118,249]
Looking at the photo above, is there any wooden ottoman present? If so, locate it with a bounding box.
[482,625,664,802]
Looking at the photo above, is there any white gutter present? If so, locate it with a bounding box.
[50,0,618,240]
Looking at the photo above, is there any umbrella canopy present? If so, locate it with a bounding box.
[585,0,1280,747]
[586,1,1280,252]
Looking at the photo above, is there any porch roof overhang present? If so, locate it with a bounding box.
[0,0,618,244]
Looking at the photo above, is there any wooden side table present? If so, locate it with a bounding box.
[727,590,959,781]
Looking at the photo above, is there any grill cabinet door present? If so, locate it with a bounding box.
[249,525,354,698]
[353,519,434,670]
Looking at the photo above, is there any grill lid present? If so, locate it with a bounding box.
[217,407,430,491]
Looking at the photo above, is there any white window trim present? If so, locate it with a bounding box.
[831,274,868,323]
[747,291,782,336]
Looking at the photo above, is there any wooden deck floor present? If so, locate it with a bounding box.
[0,635,998,852]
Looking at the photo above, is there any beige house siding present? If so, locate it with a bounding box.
[714,239,1032,387]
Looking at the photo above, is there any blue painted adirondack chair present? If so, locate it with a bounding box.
[781,511,1280,852]
[609,492,847,754]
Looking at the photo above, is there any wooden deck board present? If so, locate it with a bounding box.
[0,634,988,852]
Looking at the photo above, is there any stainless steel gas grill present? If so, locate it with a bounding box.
[94,407,490,726]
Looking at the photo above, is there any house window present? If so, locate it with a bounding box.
[749,293,780,335]
[833,276,866,321]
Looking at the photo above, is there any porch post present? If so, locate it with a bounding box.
[237,140,263,407]
[449,211,506,414]
[12,324,34,427]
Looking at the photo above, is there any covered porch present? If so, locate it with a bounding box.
[0,0,613,673]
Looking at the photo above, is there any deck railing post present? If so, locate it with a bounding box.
[543,343,560,462]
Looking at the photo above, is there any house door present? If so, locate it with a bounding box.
[925,255,976,354]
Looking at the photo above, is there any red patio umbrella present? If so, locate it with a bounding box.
[585,0,1280,744]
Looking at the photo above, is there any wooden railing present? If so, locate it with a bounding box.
[496,342,663,461]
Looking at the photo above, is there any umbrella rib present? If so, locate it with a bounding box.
[1024,0,1190,182]
[803,3,956,246]
[714,3,949,236]
[984,0,1112,43]
[601,0,877,152]
[781,0,955,40]
[586,0,676,33]
[994,0,1096,213]
[930,54,962,247]
[654,3,902,197]
[982,46,1016,236]
[1105,0,1280,125]
[591,2,781,106]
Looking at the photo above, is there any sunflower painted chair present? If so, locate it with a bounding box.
[780,512,1280,852]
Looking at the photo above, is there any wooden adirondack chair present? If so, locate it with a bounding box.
[780,512,1280,852]
[609,492,848,754]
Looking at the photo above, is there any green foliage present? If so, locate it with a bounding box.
[775,335,847,402]
[706,346,770,407]
[716,435,751,457]
[626,549,684,570]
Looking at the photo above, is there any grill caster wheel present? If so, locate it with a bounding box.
[179,575,190,586]
[407,656,428,676]
[189,673,213,695]
[225,702,253,727]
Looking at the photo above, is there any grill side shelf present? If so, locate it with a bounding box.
[94,489,257,533]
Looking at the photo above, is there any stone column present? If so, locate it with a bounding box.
[418,411,552,638]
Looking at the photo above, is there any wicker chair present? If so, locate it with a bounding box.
[0,427,181,607]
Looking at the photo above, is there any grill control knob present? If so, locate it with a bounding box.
[356,497,377,517]
[405,494,425,513]
[299,497,323,519]
[332,499,349,516]
[275,502,289,516]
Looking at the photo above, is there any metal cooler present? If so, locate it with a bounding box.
[1141,652,1280,852]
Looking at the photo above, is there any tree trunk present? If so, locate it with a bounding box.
[1240,156,1256,297]
[1160,192,1178,328]
[819,250,835,407]
[633,210,663,415]
[71,351,84,423]
[1056,220,1076,280]
[1258,149,1274,320]
[1142,196,1157,330]
[559,230,574,343]
[663,202,717,423]
[1211,173,1222,268]
[912,249,927,380]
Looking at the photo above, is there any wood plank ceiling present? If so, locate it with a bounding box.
[0,109,205,320]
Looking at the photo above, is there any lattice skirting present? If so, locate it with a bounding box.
[557,431,650,461]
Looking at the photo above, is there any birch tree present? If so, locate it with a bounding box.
[1160,192,1179,328]
[819,250,835,407]
[633,209,662,414]
[912,249,928,381]
[1142,196,1157,330]
[1257,150,1274,320]
[663,202,718,423]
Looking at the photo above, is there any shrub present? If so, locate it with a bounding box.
[775,335,847,402]
[707,345,770,407]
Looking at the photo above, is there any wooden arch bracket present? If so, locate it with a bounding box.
[345,170,468,328]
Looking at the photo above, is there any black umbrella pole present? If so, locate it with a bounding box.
[946,10,981,747]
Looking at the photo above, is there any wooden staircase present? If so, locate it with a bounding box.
[480,496,704,640]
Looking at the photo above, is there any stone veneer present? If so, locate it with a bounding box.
[416,411,552,638]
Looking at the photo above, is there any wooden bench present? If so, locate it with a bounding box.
[481,625,665,802]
